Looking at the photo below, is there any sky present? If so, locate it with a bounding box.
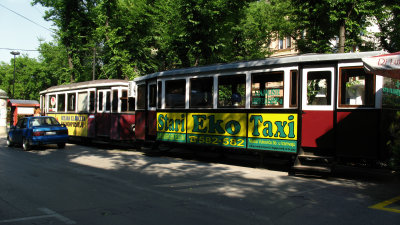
[0,0,55,64]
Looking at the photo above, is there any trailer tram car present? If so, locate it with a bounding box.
[39,79,136,142]
[134,51,399,173]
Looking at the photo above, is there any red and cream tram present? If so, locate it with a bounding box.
[40,79,136,141]
[133,51,399,172]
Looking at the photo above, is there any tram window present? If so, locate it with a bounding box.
[98,92,103,111]
[106,91,111,111]
[307,71,331,105]
[157,81,162,108]
[290,70,298,107]
[339,67,374,107]
[57,94,65,112]
[251,72,284,107]
[112,90,118,112]
[165,79,186,108]
[121,90,135,112]
[218,75,245,108]
[121,90,128,112]
[149,84,157,108]
[67,93,76,112]
[89,91,95,112]
[48,95,56,112]
[78,92,88,112]
[190,77,213,108]
[137,84,146,109]
[128,97,135,111]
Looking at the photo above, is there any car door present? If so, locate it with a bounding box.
[13,118,27,144]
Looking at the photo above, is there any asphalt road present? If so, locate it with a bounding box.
[0,138,399,225]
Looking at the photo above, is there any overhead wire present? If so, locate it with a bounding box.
[0,2,55,33]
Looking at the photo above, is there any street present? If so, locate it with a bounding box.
[0,138,399,225]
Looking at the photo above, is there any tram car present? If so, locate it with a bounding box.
[39,79,136,142]
[133,51,399,172]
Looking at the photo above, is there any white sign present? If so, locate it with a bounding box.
[18,107,34,115]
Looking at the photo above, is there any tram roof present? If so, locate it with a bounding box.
[40,79,129,94]
[134,51,384,82]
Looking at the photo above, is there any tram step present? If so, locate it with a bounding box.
[292,165,332,173]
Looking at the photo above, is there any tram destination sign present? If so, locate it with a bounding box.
[156,112,298,153]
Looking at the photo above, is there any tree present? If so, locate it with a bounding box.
[290,0,376,53]
[94,0,156,80]
[234,0,294,60]
[33,0,98,82]
[0,55,51,100]
[151,0,253,69]
[38,39,70,85]
[374,1,400,52]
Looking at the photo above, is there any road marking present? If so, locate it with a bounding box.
[369,195,400,213]
[0,208,76,224]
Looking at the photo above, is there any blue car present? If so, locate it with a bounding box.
[7,116,69,151]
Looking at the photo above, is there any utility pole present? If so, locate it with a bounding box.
[10,51,20,99]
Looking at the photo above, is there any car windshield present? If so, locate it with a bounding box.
[30,117,60,127]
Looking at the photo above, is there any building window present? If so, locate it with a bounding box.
[165,79,186,108]
[286,36,291,48]
[339,67,374,107]
[218,75,245,108]
[251,72,284,107]
[279,38,284,49]
[190,77,213,108]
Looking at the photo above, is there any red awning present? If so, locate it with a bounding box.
[362,52,400,79]
[7,99,40,107]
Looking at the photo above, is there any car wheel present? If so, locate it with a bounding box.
[57,143,66,149]
[22,138,31,151]
[6,136,13,147]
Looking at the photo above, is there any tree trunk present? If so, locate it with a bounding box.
[68,52,75,82]
[339,23,345,53]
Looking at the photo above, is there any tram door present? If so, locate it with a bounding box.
[135,82,157,141]
[301,67,335,150]
[147,82,157,137]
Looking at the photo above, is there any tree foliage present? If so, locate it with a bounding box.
[0,56,52,100]
[289,0,376,53]
[374,0,400,52]
[2,0,400,101]
[32,0,98,82]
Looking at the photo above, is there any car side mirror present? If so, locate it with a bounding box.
[61,124,66,127]
[10,125,16,130]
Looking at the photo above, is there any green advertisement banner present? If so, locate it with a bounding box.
[247,138,297,153]
[156,132,186,143]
